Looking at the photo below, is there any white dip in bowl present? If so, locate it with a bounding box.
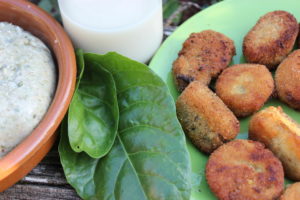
[0,22,56,158]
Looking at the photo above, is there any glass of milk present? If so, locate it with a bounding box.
[58,0,163,63]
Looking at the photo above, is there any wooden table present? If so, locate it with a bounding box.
[0,142,81,200]
[0,0,214,199]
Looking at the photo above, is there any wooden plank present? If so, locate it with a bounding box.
[0,141,81,199]
[1,185,80,200]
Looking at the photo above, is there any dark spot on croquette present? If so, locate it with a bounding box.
[204,49,211,54]
[220,40,227,50]
[221,57,228,63]
[178,51,185,56]
[277,40,285,48]
[198,66,204,71]
[250,152,264,161]
[253,187,261,193]
[285,91,300,107]
[267,166,277,182]
[176,75,194,84]
[216,166,228,173]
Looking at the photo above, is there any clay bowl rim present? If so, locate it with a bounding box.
[0,0,76,180]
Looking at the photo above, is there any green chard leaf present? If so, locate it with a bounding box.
[88,52,192,200]
[68,50,119,158]
[59,117,98,200]
[75,49,85,84]
[163,0,180,20]
[60,52,191,200]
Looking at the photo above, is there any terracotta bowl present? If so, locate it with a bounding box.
[0,0,76,191]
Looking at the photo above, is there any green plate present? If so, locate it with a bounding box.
[149,0,300,199]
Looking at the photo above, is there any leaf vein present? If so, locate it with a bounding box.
[137,173,183,194]
[127,150,187,183]
[119,101,170,114]
[118,124,178,137]
[117,136,148,200]
[113,158,127,200]
[117,84,166,96]
[77,90,115,110]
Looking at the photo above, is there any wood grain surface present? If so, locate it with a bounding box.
[0,142,81,200]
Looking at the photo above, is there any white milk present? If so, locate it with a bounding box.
[58,0,163,63]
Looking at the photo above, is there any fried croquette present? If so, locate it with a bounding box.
[280,182,300,200]
[249,106,300,181]
[279,182,300,200]
[215,64,274,117]
[298,23,300,48]
[276,50,300,110]
[206,139,284,200]
[176,81,239,154]
[173,30,236,91]
[243,10,298,69]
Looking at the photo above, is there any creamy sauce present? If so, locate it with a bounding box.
[0,22,56,158]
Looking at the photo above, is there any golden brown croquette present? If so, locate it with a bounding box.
[206,139,284,200]
[280,182,300,200]
[176,81,239,154]
[173,30,236,91]
[249,106,300,181]
[243,10,298,69]
[275,50,300,110]
[216,64,274,117]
